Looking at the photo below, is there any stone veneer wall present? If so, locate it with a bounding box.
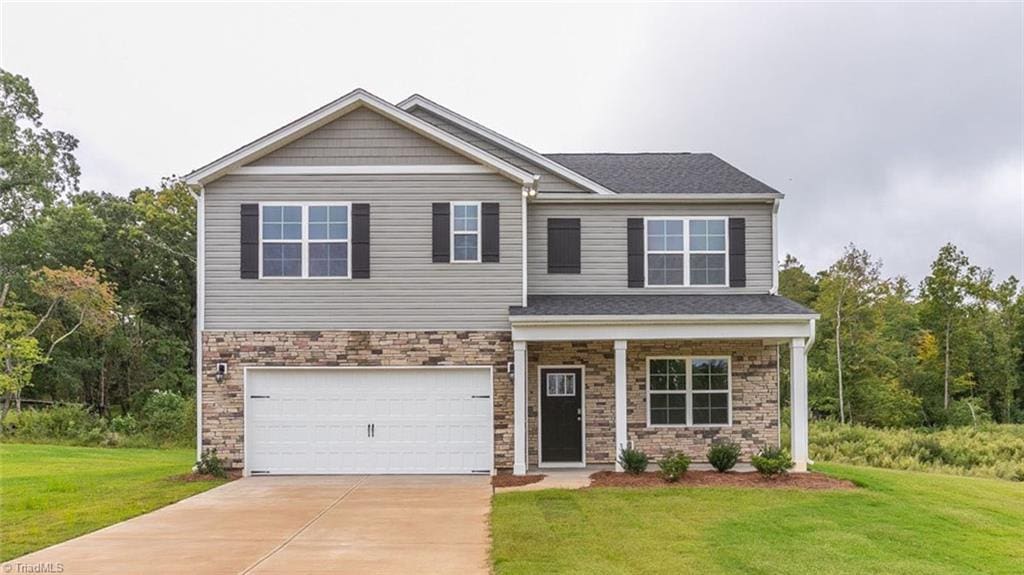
[528,339,779,465]
[201,330,512,469]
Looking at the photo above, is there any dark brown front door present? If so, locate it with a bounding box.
[540,368,583,463]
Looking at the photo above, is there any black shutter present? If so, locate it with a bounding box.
[351,203,370,278]
[240,204,259,279]
[547,218,581,274]
[432,202,450,262]
[627,218,645,288]
[481,202,500,262]
[729,217,746,287]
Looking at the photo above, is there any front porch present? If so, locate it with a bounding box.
[508,294,817,475]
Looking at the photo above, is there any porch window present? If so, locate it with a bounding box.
[647,356,731,426]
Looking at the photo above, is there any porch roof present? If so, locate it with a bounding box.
[509,294,816,318]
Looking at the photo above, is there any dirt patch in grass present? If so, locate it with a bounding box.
[492,474,546,488]
[589,470,856,490]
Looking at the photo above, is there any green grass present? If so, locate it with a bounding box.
[492,464,1024,574]
[0,443,227,561]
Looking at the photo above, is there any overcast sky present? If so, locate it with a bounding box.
[2,2,1022,285]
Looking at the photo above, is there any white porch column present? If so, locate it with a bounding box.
[513,340,528,475]
[614,339,628,472]
[790,337,809,472]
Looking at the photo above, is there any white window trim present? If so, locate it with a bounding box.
[646,356,733,428]
[450,201,482,263]
[258,201,352,279]
[643,217,729,288]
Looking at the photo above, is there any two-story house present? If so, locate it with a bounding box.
[185,89,818,476]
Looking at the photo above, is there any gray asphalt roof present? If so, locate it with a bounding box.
[543,153,781,195]
[509,294,816,317]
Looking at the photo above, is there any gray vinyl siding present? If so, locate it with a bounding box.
[409,108,589,193]
[527,202,774,295]
[247,107,473,166]
[204,174,522,330]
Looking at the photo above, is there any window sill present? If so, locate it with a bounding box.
[645,423,733,429]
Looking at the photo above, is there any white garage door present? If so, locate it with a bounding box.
[245,368,493,475]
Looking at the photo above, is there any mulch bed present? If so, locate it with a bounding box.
[169,470,243,483]
[588,470,856,490]
[492,474,546,488]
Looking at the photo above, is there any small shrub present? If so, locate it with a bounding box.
[752,446,794,478]
[195,448,227,478]
[707,441,742,472]
[618,446,649,474]
[658,452,691,482]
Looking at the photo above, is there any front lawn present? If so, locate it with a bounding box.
[0,443,227,561]
[492,464,1024,574]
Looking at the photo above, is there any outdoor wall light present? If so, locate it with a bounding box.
[214,363,228,383]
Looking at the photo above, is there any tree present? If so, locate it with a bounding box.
[815,245,885,423]
[0,263,116,416]
[919,244,972,410]
[0,69,80,231]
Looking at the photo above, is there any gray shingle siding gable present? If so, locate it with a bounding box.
[527,202,774,295]
[247,107,473,167]
[203,174,523,331]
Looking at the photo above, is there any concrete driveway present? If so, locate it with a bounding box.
[4,475,492,575]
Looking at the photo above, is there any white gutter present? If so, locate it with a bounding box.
[533,193,783,204]
[508,313,820,326]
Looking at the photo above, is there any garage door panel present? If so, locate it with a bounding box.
[246,368,492,474]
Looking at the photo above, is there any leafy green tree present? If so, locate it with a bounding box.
[816,244,885,423]
[0,69,80,231]
[919,244,973,410]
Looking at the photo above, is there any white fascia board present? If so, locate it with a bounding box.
[510,317,817,342]
[397,94,618,196]
[233,165,495,176]
[184,89,536,187]
[508,313,819,325]
[533,193,783,203]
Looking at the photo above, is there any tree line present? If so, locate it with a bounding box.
[2,69,1022,427]
[780,246,1023,426]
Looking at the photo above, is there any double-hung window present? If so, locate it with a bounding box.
[645,217,728,286]
[260,203,350,278]
[647,357,731,426]
[451,202,480,262]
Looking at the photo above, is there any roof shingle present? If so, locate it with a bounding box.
[510,294,816,317]
[543,153,780,196]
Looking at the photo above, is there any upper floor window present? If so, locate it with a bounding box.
[451,202,480,262]
[260,203,350,278]
[645,217,727,287]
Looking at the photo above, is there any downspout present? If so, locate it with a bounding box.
[771,198,780,294]
[521,176,537,307]
[804,317,816,464]
[192,184,206,462]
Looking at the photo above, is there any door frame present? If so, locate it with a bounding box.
[242,365,495,477]
[536,364,587,468]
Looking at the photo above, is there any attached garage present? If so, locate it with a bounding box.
[244,367,493,475]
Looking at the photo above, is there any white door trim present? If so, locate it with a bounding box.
[536,364,587,468]
[242,365,495,476]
